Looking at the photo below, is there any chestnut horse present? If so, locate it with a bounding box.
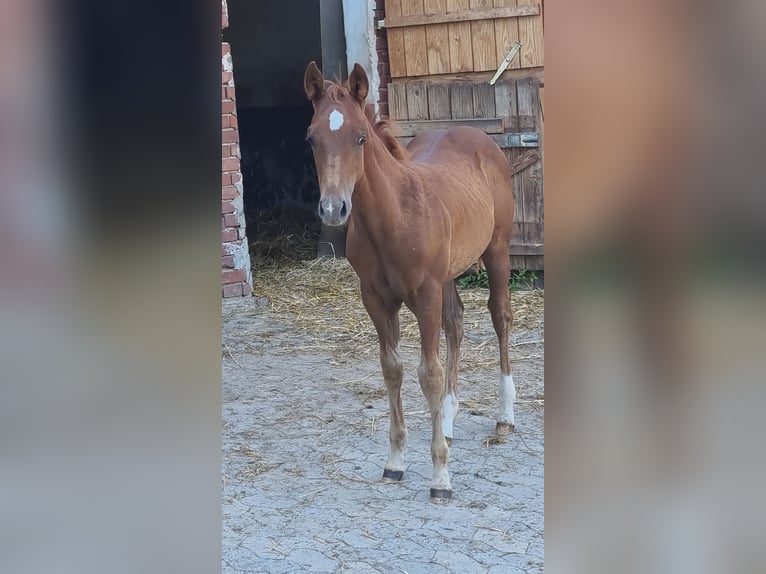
[304,61,516,502]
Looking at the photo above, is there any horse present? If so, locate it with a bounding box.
[304,61,517,502]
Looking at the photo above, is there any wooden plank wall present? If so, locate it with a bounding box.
[389,77,543,270]
[384,0,544,78]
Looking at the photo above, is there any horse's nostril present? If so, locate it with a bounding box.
[340,201,347,218]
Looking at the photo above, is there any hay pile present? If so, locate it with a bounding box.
[248,205,320,264]
[252,257,544,370]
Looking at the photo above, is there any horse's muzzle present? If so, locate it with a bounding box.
[318,196,350,226]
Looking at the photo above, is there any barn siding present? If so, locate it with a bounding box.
[222,0,253,298]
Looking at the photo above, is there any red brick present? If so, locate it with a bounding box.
[222,114,230,129]
[223,268,246,284]
[224,213,240,227]
[221,100,236,115]
[222,255,235,268]
[222,129,238,143]
[229,114,238,128]
[222,71,233,84]
[226,87,236,99]
[222,283,242,298]
[222,86,227,99]
[222,43,230,56]
[231,172,242,184]
[242,283,252,297]
[222,229,237,242]
[222,157,239,172]
[222,173,231,186]
[222,200,235,214]
[230,143,240,159]
[222,185,238,200]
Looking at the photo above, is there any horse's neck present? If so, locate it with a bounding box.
[352,137,408,237]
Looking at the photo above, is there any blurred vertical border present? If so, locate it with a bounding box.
[545,1,766,573]
[0,1,222,572]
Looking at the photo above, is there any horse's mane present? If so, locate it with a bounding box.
[365,104,411,161]
[321,80,410,162]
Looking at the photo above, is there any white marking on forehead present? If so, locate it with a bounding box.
[329,109,344,131]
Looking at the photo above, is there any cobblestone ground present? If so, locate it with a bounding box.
[223,296,544,573]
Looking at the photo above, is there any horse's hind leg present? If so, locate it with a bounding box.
[361,285,406,481]
[413,283,452,501]
[481,240,516,435]
[441,280,464,444]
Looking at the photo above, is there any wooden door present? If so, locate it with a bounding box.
[382,0,544,270]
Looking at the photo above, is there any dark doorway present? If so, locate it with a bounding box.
[224,0,347,263]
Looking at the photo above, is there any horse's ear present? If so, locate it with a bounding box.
[304,61,324,102]
[348,63,369,105]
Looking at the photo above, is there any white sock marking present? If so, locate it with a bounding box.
[329,109,344,131]
[441,393,458,438]
[498,374,516,425]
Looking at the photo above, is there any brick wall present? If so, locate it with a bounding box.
[222,0,253,298]
[374,0,390,118]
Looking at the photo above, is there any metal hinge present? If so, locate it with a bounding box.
[376,19,386,30]
[500,132,539,148]
[489,41,522,85]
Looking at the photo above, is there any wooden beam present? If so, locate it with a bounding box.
[508,242,543,256]
[390,66,543,86]
[397,130,539,148]
[395,118,504,137]
[382,5,540,28]
[508,149,540,174]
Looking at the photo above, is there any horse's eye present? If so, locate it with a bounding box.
[357,134,367,145]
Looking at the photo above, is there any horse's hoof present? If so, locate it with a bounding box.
[445,436,452,446]
[495,422,515,435]
[430,488,452,503]
[382,468,404,482]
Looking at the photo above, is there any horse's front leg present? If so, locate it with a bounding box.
[360,285,406,481]
[413,283,452,502]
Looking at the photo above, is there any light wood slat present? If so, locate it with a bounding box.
[426,83,451,119]
[470,0,497,71]
[424,0,450,74]
[388,82,409,120]
[402,0,429,77]
[385,0,407,77]
[384,3,540,27]
[493,0,521,70]
[405,81,429,120]
[395,118,504,137]
[446,0,473,72]
[449,82,474,118]
[517,0,544,67]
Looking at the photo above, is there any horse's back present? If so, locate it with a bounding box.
[407,126,513,213]
[408,126,505,167]
[406,126,514,277]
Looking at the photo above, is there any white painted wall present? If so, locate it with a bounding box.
[341,0,380,112]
